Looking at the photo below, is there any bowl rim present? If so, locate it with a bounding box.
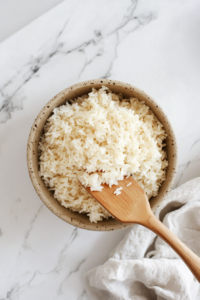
[27,79,178,231]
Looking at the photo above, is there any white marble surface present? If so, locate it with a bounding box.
[0,0,63,42]
[0,0,200,299]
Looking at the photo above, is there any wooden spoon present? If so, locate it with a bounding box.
[84,176,200,282]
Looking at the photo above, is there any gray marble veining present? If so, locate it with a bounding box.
[0,0,200,299]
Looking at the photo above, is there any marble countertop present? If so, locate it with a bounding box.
[0,0,63,42]
[0,0,200,299]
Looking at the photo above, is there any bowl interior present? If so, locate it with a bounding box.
[27,79,177,231]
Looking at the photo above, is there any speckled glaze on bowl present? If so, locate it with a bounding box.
[27,79,178,231]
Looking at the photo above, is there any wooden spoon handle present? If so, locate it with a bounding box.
[143,214,200,282]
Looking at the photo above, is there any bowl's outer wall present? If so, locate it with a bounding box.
[27,79,178,231]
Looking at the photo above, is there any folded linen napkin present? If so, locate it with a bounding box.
[84,178,200,300]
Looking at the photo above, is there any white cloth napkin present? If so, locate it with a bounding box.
[84,178,200,300]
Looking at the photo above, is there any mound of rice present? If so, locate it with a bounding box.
[39,87,168,222]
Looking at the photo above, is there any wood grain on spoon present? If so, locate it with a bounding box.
[84,176,200,282]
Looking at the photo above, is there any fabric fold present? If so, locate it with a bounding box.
[84,178,200,300]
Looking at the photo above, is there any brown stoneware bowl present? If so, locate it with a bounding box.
[27,79,178,231]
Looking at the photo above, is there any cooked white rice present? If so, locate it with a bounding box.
[39,86,168,222]
[114,187,123,196]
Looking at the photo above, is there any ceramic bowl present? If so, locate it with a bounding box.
[27,79,177,231]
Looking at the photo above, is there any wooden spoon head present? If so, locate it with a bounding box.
[85,176,153,224]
